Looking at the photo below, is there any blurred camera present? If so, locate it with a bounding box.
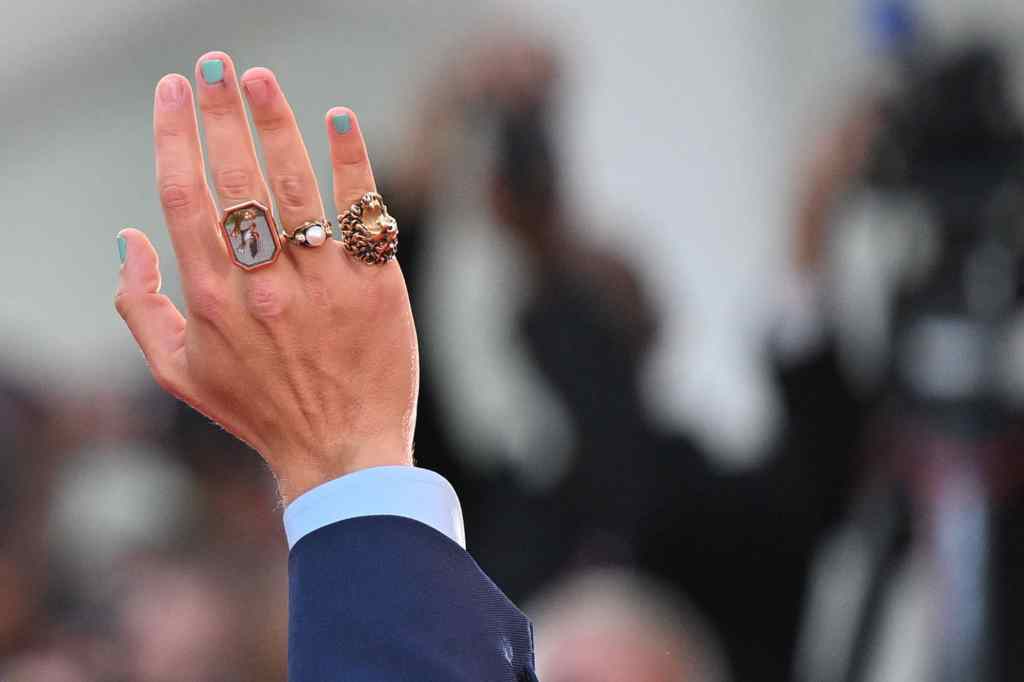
[864,44,1024,419]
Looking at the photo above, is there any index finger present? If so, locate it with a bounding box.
[153,74,228,281]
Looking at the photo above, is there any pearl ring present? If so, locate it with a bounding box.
[284,219,333,248]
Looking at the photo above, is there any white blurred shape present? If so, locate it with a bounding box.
[49,444,194,577]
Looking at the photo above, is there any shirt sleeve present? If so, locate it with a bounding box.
[282,465,466,550]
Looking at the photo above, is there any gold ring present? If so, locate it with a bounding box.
[283,219,333,248]
[338,192,398,265]
[219,200,282,270]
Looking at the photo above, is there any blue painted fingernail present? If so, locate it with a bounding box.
[201,59,225,85]
[117,235,127,264]
[332,113,351,134]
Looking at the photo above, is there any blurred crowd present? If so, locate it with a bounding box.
[7,9,1024,681]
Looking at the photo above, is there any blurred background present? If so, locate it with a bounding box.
[5,0,1024,679]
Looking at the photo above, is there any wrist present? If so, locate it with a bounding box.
[269,438,414,505]
[281,465,466,550]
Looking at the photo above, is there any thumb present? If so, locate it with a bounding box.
[114,228,189,395]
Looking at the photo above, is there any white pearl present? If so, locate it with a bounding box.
[305,225,326,247]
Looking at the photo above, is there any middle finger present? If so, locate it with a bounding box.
[194,51,272,211]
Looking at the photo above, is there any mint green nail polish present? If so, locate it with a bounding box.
[117,235,127,264]
[332,113,351,134]
[201,59,225,85]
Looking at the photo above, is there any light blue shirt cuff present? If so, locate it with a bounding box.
[282,466,466,550]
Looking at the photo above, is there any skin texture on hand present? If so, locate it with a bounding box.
[115,52,418,503]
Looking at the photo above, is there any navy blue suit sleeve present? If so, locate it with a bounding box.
[289,515,538,681]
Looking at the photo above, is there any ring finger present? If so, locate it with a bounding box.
[241,67,328,258]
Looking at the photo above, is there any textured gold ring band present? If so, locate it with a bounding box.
[338,192,398,266]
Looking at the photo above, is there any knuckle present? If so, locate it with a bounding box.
[188,279,227,322]
[113,291,133,320]
[154,126,184,149]
[214,168,257,201]
[257,113,290,134]
[245,278,288,321]
[203,102,236,122]
[334,151,366,169]
[272,174,311,211]
[158,177,200,213]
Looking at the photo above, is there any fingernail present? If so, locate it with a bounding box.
[243,78,270,104]
[117,235,127,264]
[158,77,185,108]
[200,59,225,85]
[332,113,351,134]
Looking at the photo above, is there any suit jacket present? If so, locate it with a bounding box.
[289,514,539,681]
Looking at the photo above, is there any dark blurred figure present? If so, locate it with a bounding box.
[0,373,56,660]
[635,345,865,681]
[155,401,289,681]
[112,555,269,682]
[0,648,91,682]
[161,400,285,562]
[0,368,289,680]
[478,82,671,592]
[775,14,1024,680]
[388,33,676,600]
[392,34,869,682]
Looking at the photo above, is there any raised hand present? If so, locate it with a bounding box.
[115,52,418,503]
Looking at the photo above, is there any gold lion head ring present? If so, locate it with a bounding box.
[338,192,398,266]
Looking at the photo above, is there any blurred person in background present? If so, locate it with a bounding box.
[391,33,864,682]
[115,557,239,681]
[529,569,730,682]
[0,648,91,682]
[0,371,289,680]
[387,34,674,600]
[157,403,290,681]
[0,370,126,678]
[112,553,288,682]
[0,374,54,661]
[773,3,1024,680]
